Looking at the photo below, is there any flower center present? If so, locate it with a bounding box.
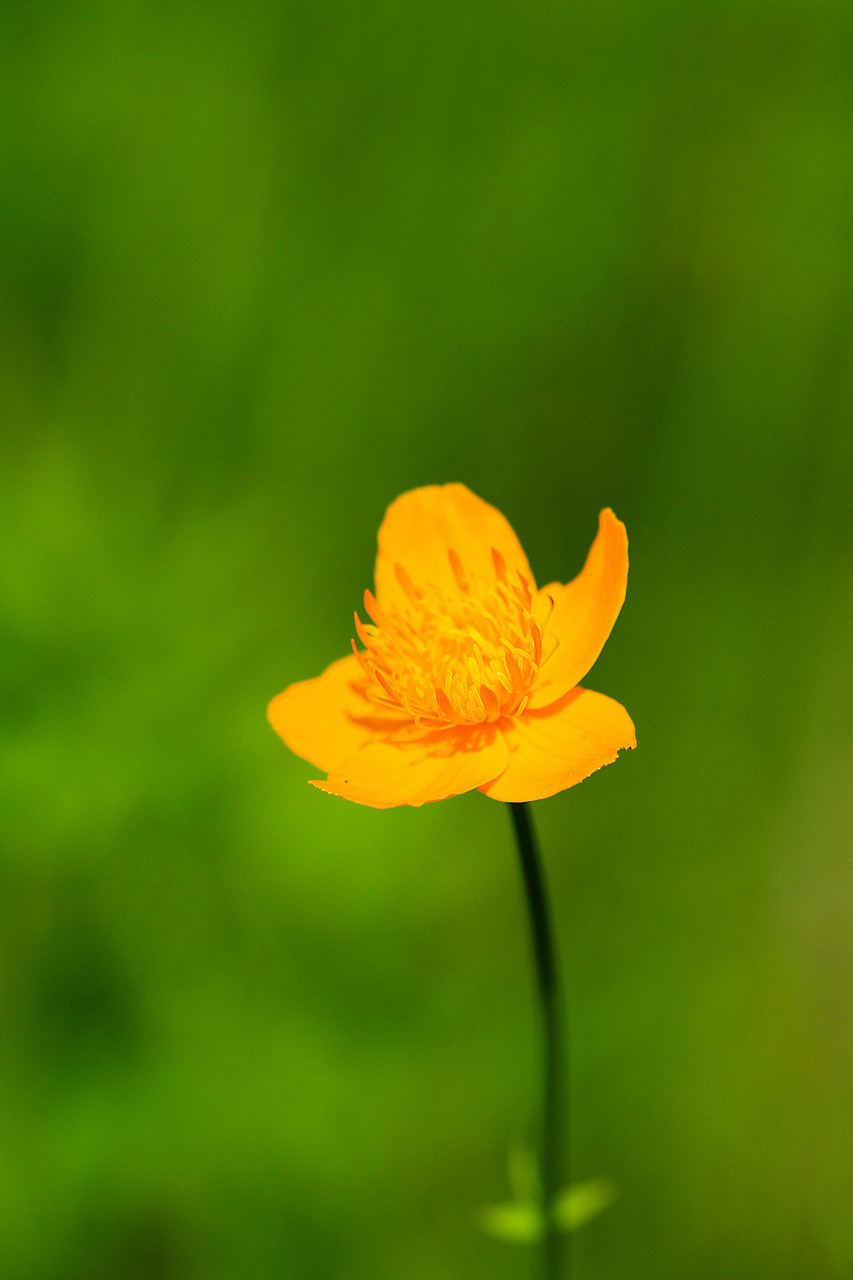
[352,547,555,727]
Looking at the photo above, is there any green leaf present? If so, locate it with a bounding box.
[477,1178,616,1244]
[552,1178,617,1231]
[507,1142,541,1202]
[476,1200,544,1243]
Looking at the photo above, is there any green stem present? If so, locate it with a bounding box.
[509,801,566,1280]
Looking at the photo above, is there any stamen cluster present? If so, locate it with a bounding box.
[352,547,556,727]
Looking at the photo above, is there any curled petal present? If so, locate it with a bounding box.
[374,484,535,612]
[479,686,635,803]
[267,654,407,773]
[528,509,629,709]
[311,725,509,809]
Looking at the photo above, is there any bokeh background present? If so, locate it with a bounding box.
[2,1,853,1277]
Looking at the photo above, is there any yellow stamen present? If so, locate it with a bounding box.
[448,548,469,593]
[351,548,548,726]
[395,562,421,602]
[353,611,373,648]
[363,589,386,627]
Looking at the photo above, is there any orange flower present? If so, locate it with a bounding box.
[268,485,635,808]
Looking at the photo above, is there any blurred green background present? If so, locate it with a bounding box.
[2,1,853,1276]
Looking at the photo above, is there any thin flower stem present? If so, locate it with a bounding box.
[509,801,567,1280]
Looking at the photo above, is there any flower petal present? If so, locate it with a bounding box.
[267,653,407,773]
[374,484,535,612]
[528,509,629,709]
[311,725,509,809]
[479,687,635,803]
